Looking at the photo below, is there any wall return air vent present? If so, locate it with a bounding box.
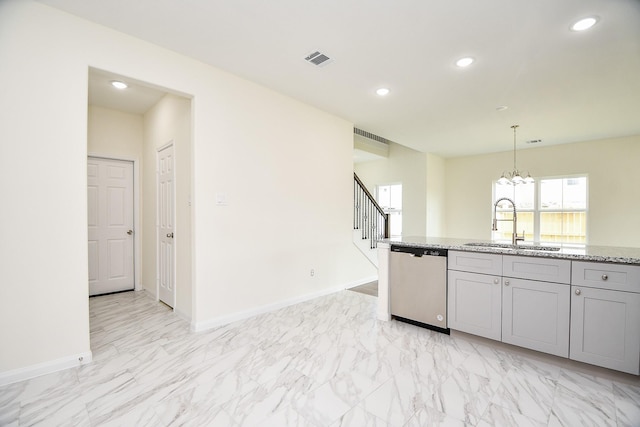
[304,51,333,67]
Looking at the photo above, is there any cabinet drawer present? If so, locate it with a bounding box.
[503,255,571,284]
[448,250,502,275]
[572,262,640,293]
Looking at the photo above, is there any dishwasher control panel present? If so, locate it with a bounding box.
[391,245,447,258]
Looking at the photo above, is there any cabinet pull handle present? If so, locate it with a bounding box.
[493,278,499,284]
[575,289,582,295]
[504,280,510,286]
[601,274,608,281]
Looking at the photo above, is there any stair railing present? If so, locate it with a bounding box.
[354,173,389,249]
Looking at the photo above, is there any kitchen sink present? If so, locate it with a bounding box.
[464,242,561,252]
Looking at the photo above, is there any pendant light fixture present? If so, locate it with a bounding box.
[497,124,534,185]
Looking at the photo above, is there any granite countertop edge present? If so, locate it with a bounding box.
[379,237,640,266]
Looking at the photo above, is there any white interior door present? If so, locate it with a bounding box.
[88,157,134,296]
[157,144,175,308]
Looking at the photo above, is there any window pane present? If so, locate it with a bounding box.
[377,185,390,208]
[495,184,514,202]
[494,182,533,210]
[540,179,562,210]
[494,211,533,242]
[540,212,586,243]
[514,182,534,210]
[540,177,587,210]
[563,177,587,209]
[390,184,402,209]
[389,211,402,237]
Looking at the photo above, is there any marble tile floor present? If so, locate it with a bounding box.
[1,290,639,426]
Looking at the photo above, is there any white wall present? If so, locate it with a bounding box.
[426,153,446,237]
[355,142,428,236]
[445,135,640,247]
[87,106,144,159]
[143,94,193,319]
[0,0,373,380]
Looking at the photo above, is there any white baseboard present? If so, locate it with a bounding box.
[0,351,92,387]
[191,277,377,332]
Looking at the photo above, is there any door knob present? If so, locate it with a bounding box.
[504,280,510,286]
[127,230,133,235]
[575,289,581,295]
[166,232,174,238]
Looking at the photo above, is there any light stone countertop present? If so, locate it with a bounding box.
[379,236,640,265]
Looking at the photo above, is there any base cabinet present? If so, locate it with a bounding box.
[446,251,640,375]
[448,270,502,341]
[502,278,570,357]
[570,286,640,375]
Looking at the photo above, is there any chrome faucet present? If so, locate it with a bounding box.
[492,197,525,245]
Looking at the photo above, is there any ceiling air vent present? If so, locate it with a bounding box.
[304,51,333,67]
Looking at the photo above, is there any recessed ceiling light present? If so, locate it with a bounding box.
[376,88,390,96]
[455,57,474,68]
[110,80,128,89]
[571,17,598,31]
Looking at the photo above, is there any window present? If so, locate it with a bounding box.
[493,176,587,244]
[376,184,402,237]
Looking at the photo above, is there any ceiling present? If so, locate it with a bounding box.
[88,68,167,115]
[41,0,640,158]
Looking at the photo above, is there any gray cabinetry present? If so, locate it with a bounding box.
[503,255,571,284]
[448,270,502,340]
[502,256,571,357]
[446,251,640,374]
[570,262,640,375]
[448,251,502,340]
[502,277,570,357]
[448,250,502,276]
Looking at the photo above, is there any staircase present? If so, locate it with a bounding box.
[353,173,389,267]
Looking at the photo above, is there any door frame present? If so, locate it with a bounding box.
[88,153,141,291]
[156,141,176,309]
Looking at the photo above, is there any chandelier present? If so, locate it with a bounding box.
[497,124,534,185]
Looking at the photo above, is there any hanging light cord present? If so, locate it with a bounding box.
[512,124,519,172]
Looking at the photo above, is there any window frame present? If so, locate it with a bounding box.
[492,174,588,244]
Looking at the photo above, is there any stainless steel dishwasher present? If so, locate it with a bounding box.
[390,245,449,333]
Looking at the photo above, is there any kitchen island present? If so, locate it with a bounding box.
[378,237,640,374]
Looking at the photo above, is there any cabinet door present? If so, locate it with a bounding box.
[448,270,502,341]
[502,278,570,357]
[570,286,640,375]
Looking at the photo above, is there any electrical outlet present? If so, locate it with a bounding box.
[310,269,315,277]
